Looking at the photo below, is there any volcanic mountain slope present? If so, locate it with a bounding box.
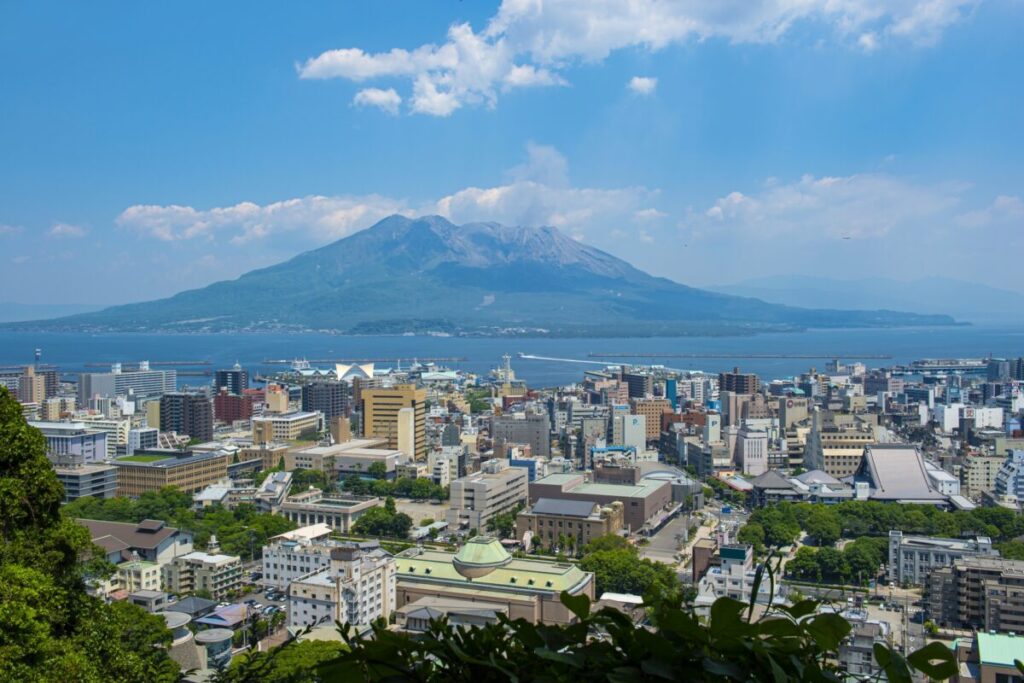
[22,215,956,335]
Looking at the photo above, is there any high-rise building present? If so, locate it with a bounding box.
[213,389,254,422]
[718,367,761,395]
[213,363,248,395]
[159,393,214,442]
[78,362,177,403]
[362,384,426,459]
[30,421,109,464]
[630,397,672,442]
[491,413,551,457]
[620,369,653,399]
[301,380,350,419]
[927,556,1024,632]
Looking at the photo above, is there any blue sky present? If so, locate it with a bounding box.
[1,0,1022,304]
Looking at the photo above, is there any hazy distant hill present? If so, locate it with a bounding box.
[710,275,1023,324]
[0,302,105,323]
[9,215,957,336]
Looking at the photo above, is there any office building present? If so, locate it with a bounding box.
[301,380,350,419]
[961,454,1007,498]
[261,524,335,589]
[78,362,177,403]
[279,489,381,533]
[491,413,551,457]
[162,551,243,600]
[114,449,230,497]
[837,611,890,680]
[611,413,646,451]
[805,414,875,479]
[30,421,108,464]
[213,363,248,395]
[446,459,529,531]
[127,426,159,456]
[529,472,672,533]
[718,367,760,395]
[362,385,427,459]
[394,536,595,625]
[515,498,624,550]
[696,545,778,606]
[252,411,322,444]
[994,449,1024,500]
[160,393,213,442]
[287,543,396,628]
[53,462,118,502]
[620,369,653,399]
[631,398,672,442]
[888,530,998,585]
[17,365,48,403]
[287,438,404,479]
[927,556,1024,632]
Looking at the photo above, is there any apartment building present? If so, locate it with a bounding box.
[114,449,230,497]
[78,362,176,402]
[162,551,243,600]
[631,398,672,442]
[160,393,214,443]
[961,454,1007,498]
[261,524,335,590]
[287,543,396,628]
[927,556,1024,633]
[446,459,529,531]
[491,413,551,457]
[805,419,875,479]
[888,530,998,585]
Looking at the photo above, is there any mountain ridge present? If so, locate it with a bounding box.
[6,215,958,336]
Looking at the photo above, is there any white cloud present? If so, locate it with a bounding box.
[298,0,979,115]
[0,224,22,236]
[49,222,87,238]
[955,194,1024,229]
[628,76,658,95]
[692,173,964,240]
[116,144,656,247]
[352,87,402,115]
[117,195,414,245]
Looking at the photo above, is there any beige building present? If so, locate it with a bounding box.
[252,411,322,444]
[630,398,673,441]
[287,438,404,478]
[264,384,290,413]
[288,544,396,628]
[17,365,47,404]
[146,400,161,430]
[515,498,624,551]
[529,472,673,533]
[114,450,230,497]
[394,537,595,625]
[239,442,290,471]
[805,413,875,479]
[162,551,243,600]
[961,454,1006,498]
[362,385,426,459]
[79,416,131,458]
[446,459,529,531]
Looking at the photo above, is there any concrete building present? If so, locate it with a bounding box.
[961,454,1007,499]
[301,380,350,420]
[287,438,405,479]
[888,530,998,585]
[279,488,381,533]
[529,472,672,533]
[515,498,624,550]
[362,385,427,459]
[394,537,595,625]
[160,393,214,443]
[287,543,396,628]
[78,363,176,403]
[53,462,118,502]
[162,551,243,599]
[213,389,254,422]
[736,427,768,476]
[631,398,672,442]
[611,413,646,451]
[718,367,760,395]
[214,364,248,395]
[927,556,1024,633]
[252,411,323,444]
[78,415,131,458]
[805,416,875,479]
[993,449,1024,501]
[446,459,529,531]
[114,449,230,497]
[30,421,108,463]
[837,610,890,680]
[491,413,551,458]
[950,632,1024,683]
[261,524,335,589]
[127,427,159,455]
[697,544,779,606]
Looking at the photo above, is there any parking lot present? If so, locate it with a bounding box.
[394,498,448,525]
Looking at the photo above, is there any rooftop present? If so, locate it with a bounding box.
[79,518,180,551]
[977,632,1024,667]
[394,546,591,595]
[529,498,601,518]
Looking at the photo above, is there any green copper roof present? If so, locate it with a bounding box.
[395,546,592,594]
[977,632,1023,667]
[453,536,511,568]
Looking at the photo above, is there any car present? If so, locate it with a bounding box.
[244,599,257,606]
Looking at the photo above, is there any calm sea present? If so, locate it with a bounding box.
[1,326,1022,388]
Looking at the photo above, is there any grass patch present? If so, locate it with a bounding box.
[118,454,171,463]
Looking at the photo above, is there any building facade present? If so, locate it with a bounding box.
[446,459,529,531]
[287,544,396,628]
[361,385,426,459]
[515,498,624,550]
[278,489,381,533]
[927,556,1024,633]
[160,393,214,442]
[888,530,998,585]
[114,449,229,497]
[162,551,243,600]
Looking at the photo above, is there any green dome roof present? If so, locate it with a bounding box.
[452,536,511,579]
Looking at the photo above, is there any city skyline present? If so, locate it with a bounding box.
[2,1,1023,305]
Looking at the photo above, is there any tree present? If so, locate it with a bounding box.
[352,507,413,539]
[419,517,435,527]
[578,538,678,598]
[367,461,387,479]
[997,540,1024,561]
[0,387,179,682]
[801,506,841,547]
[736,522,766,552]
[786,547,822,582]
[220,641,347,683]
